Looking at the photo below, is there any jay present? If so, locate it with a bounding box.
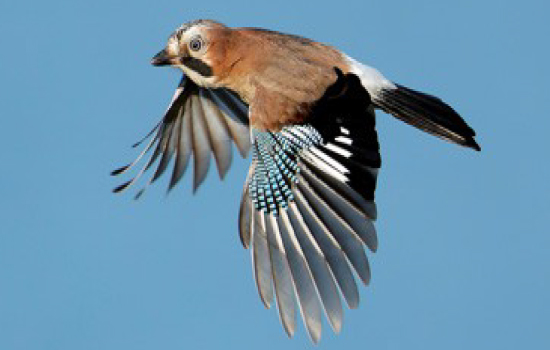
[112,19,480,343]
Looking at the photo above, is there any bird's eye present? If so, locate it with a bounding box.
[189,36,204,52]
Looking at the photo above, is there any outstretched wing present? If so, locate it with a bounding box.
[112,76,251,196]
[238,70,381,343]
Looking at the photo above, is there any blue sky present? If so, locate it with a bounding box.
[1,0,549,349]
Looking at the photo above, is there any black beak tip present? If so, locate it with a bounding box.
[151,50,170,66]
[150,58,163,66]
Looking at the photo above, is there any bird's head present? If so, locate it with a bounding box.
[151,20,229,88]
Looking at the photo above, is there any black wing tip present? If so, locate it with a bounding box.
[111,164,130,176]
[239,231,250,249]
[134,189,145,200]
[112,180,132,193]
[166,182,178,194]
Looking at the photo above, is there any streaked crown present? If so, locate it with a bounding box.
[151,20,228,87]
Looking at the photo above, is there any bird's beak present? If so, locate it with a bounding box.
[151,49,179,66]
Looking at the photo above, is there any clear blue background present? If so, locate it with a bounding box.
[1,0,548,349]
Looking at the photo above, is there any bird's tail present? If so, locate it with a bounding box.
[374,84,481,151]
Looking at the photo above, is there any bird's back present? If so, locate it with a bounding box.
[220,28,348,129]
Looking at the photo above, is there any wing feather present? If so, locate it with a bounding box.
[300,161,378,252]
[296,179,371,285]
[198,90,233,179]
[286,203,344,331]
[207,89,251,157]
[190,95,212,192]
[169,102,192,190]
[276,212,322,343]
[112,76,250,195]
[289,195,360,309]
[251,208,274,308]
[264,213,296,337]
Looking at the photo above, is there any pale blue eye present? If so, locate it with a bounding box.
[189,37,203,52]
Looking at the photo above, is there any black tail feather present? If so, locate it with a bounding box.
[375,84,481,151]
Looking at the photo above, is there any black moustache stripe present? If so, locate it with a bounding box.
[180,57,213,77]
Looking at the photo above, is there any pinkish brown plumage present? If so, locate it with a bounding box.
[170,24,349,130]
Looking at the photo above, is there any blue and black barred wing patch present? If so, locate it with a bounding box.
[238,71,381,343]
[111,75,251,197]
[248,125,323,215]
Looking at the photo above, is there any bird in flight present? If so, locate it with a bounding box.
[112,19,480,343]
